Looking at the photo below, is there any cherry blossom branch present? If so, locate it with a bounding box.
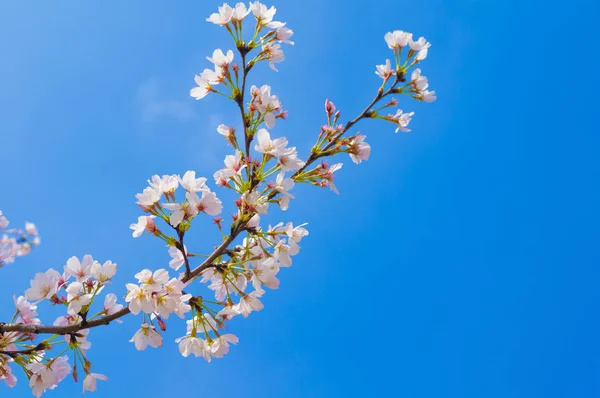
[264,76,401,201]
[0,307,130,336]
[344,84,395,133]
[0,222,247,336]
[0,4,437,395]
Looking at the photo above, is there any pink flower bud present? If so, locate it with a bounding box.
[157,315,167,332]
[83,357,92,372]
[325,99,336,117]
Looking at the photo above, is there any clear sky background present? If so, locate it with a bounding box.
[1,0,599,397]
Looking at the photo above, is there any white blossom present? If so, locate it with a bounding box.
[187,190,223,216]
[125,283,154,315]
[130,323,162,350]
[135,268,170,292]
[233,291,264,317]
[411,68,428,91]
[176,335,211,361]
[28,356,70,397]
[66,282,92,315]
[210,334,239,358]
[276,27,294,45]
[163,201,197,227]
[385,30,412,50]
[148,174,179,194]
[376,59,394,80]
[83,373,108,393]
[409,36,431,52]
[64,255,94,282]
[419,90,436,103]
[415,48,428,61]
[207,49,234,69]
[392,109,414,133]
[250,1,277,26]
[253,85,281,128]
[90,260,117,283]
[278,147,305,171]
[232,2,250,21]
[254,129,288,156]
[136,186,161,208]
[103,293,124,317]
[130,215,157,238]
[180,171,207,192]
[274,172,295,210]
[168,245,186,271]
[348,133,371,164]
[207,3,233,25]
[0,363,17,387]
[24,269,61,302]
[190,68,221,100]
[262,43,284,71]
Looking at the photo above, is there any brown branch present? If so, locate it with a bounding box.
[176,229,192,278]
[0,223,246,336]
[0,44,260,339]
[0,342,46,358]
[0,306,131,336]
[238,51,251,159]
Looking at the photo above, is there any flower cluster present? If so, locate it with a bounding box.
[27,356,70,397]
[192,1,295,102]
[132,171,223,231]
[1,2,437,396]
[381,30,436,102]
[1,255,117,395]
[0,211,40,268]
[126,269,191,349]
[171,219,308,361]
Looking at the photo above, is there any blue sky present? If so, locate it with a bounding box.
[1,0,600,397]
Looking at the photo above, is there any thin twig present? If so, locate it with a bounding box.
[0,342,46,358]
